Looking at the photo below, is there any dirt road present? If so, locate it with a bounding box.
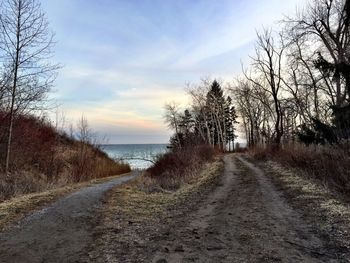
[152,155,344,262]
[0,155,347,262]
[0,172,139,263]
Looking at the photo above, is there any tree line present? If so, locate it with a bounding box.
[166,0,350,151]
[165,79,238,152]
[234,0,350,148]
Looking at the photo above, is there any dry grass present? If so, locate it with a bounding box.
[262,161,350,253]
[250,144,350,196]
[0,144,131,202]
[87,159,224,262]
[143,145,216,191]
[0,113,131,202]
[122,159,223,217]
[0,172,131,230]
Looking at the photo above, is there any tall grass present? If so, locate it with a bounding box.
[141,145,216,191]
[251,144,350,195]
[0,113,131,202]
[0,145,130,201]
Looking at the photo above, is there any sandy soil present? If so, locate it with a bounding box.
[150,155,345,262]
[0,171,139,263]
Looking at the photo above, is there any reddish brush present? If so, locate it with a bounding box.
[0,112,130,201]
[250,144,350,195]
[144,145,215,190]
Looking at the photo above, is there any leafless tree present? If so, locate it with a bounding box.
[164,102,181,147]
[285,0,350,106]
[231,78,273,147]
[186,79,212,145]
[0,0,58,174]
[245,29,286,147]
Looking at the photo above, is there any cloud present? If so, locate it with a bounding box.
[44,0,307,143]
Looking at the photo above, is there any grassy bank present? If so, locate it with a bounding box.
[250,144,350,196]
[0,114,130,202]
[253,159,350,256]
[142,145,216,191]
[248,143,350,255]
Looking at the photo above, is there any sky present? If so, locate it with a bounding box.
[41,0,305,144]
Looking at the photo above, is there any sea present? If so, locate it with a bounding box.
[100,144,169,170]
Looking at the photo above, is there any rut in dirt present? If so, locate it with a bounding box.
[0,171,139,263]
[152,154,345,263]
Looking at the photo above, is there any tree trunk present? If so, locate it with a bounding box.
[5,2,21,175]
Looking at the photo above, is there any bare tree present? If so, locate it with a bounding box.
[285,0,350,106]
[245,29,286,147]
[164,102,181,147]
[186,79,212,145]
[0,0,58,174]
[231,78,273,147]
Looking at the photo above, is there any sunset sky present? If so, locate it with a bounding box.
[42,0,305,144]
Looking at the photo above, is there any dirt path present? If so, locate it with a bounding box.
[0,171,139,263]
[152,155,343,263]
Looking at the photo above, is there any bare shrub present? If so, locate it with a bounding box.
[0,113,131,201]
[0,171,48,201]
[250,144,350,195]
[143,145,215,191]
[69,144,130,183]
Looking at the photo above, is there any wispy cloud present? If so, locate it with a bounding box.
[43,0,306,143]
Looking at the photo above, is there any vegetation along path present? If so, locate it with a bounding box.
[0,171,139,263]
[152,155,344,263]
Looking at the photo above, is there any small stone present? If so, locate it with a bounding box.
[156,259,167,263]
[207,245,223,251]
[174,245,185,252]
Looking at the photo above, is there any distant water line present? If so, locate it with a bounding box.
[100,144,168,169]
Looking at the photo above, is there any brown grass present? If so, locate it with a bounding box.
[87,159,223,261]
[262,161,350,254]
[0,145,131,202]
[0,113,131,202]
[143,145,216,191]
[250,143,350,196]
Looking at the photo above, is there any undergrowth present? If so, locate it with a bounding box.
[141,145,217,191]
[250,144,350,196]
[0,113,130,202]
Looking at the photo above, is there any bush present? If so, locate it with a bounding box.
[0,112,131,201]
[250,144,350,195]
[143,145,215,191]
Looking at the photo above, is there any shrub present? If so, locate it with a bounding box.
[143,145,215,191]
[0,112,131,201]
[250,144,350,195]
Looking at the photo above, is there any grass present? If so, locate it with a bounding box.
[143,145,216,191]
[0,112,131,202]
[262,161,350,255]
[87,158,224,262]
[0,146,131,202]
[0,172,131,231]
[250,144,350,196]
[108,159,223,219]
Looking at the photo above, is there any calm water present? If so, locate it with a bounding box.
[100,144,168,169]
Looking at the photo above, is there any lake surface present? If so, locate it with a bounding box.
[100,144,169,169]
